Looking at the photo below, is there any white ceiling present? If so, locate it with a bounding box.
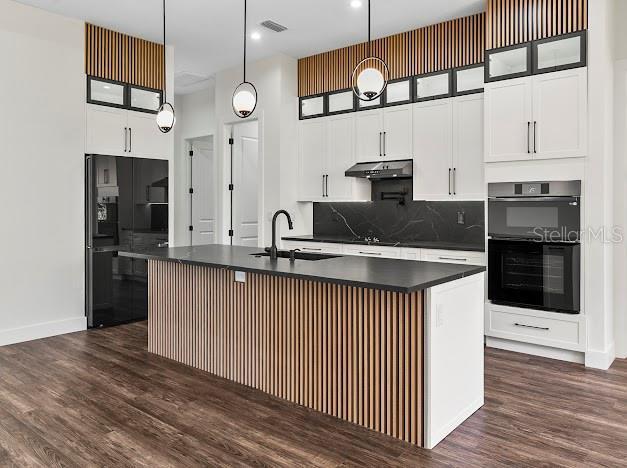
[15,0,484,93]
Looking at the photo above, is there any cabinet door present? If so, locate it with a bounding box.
[383,104,413,160]
[532,68,587,160]
[127,111,170,159]
[484,77,533,162]
[298,119,326,201]
[86,104,127,156]
[452,94,485,199]
[413,99,453,200]
[354,109,384,161]
[326,114,355,200]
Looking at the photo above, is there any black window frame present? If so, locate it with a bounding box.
[532,30,587,75]
[326,88,356,116]
[453,63,485,96]
[87,76,163,115]
[413,69,453,103]
[485,42,533,83]
[299,93,327,120]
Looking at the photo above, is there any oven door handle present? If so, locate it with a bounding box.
[489,197,579,203]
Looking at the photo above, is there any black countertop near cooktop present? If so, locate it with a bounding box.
[119,245,485,293]
[282,235,485,252]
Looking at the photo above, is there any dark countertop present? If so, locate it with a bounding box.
[282,235,485,252]
[119,245,485,293]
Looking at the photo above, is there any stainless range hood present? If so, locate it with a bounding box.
[345,159,413,179]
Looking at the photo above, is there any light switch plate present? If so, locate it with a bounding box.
[235,271,246,283]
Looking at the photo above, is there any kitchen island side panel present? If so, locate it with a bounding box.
[148,259,424,446]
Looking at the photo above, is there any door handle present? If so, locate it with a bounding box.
[325,174,329,198]
[533,121,537,154]
[452,168,456,195]
[448,168,452,195]
[527,122,530,154]
[379,132,382,157]
[438,256,467,262]
[383,131,387,157]
[359,251,382,256]
[514,322,549,331]
[124,127,128,152]
[146,185,151,202]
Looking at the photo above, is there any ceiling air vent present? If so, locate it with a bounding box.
[260,20,288,33]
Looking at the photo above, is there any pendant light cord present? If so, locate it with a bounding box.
[243,0,247,82]
[162,0,167,102]
[367,0,371,57]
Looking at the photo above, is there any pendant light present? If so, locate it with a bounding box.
[352,0,389,101]
[156,0,176,133]
[232,0,258,118]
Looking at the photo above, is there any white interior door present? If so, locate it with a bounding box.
[452,94,485,199]
[231,121,259,247]
[484,77,533,162]
[532,67,587,160]
[412,99,453,200]
[191,137,217,245]
[354,109,384,161]
[383,104,413,160]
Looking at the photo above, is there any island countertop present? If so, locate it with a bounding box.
[119,244,485,293]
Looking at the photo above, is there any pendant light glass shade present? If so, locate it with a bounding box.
[233,0,257,119]
[352,56,389,101]
[352,0,389,102]
[156,102,176,133]
[233,81,257,118]
[156,0,175,133]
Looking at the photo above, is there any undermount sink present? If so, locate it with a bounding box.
[251,250,340,261]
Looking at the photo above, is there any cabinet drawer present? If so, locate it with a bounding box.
[342,245,401,259]
[281,241,343,254]
[421,249,485,265]
[486,305,585,351]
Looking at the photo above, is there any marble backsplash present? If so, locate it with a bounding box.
[313,201,485,245]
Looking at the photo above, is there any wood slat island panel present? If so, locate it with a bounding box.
[148,260,424,446]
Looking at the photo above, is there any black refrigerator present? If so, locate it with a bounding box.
[85,155,169,328]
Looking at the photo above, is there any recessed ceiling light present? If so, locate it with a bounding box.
[351,0,363,8]
[251,31,261,41]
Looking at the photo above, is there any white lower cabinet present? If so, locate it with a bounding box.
[485,303,586,352]
[282,240,485,265]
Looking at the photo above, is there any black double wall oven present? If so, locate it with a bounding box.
[488,181,581,314]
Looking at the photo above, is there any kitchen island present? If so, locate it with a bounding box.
[120,244,485,449]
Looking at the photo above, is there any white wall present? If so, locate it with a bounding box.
[172,84,216,246]
[214,54,311,247]
[585,0,616,369]
[0,0,86,344]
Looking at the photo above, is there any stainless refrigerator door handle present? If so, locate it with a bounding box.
[533,121,537,154]
[146,185,151,202]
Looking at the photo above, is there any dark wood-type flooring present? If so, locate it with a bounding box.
[1,321,626,467]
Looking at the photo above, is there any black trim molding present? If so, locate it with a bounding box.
[87,76,162,114]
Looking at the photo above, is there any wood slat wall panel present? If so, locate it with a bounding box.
[85,23,164,90]
[298,13,485,96]
[486,0,587,49]
[148,260,424,446]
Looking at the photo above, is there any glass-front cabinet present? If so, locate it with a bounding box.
[299,94,325,119]
[130,86,162,113]
[485,43,532,82]
[533,31,586,74]
[327,89,354,115]
[88,78,126,107]
[384,77,413,106]
[415,71,452,101]
[454,64,485,95]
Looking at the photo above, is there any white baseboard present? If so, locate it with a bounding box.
[486,336,585,364]
[425,396,484,449]
[585,342,616,370]
[0,317,87,347]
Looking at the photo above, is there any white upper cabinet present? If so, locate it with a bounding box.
[452,94,485,199]
[485,68,587,162]
[127,111,170,159]
[86,105,128,157]
[413,95,484,200]
[354,109,384,161]
[532,68,587,159]
[484,77,533,162]
[298,118,327,201]
[383,104,413,160]
[413,99,453,200]
[355,105,413,161]
[86,104,171,159]
[326,113,357,200]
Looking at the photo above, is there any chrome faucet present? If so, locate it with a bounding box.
[270,210,294,260]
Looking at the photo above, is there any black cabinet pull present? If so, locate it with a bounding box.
[383,131,387,157]
[533,121,537,153]
[527,122,530,154]
[322,175,325,197]
[325,174,329,198]
[124,127,128,152]
[514,322,549,331]
[129,127,132,152]
[453,168,456,195]
[379,132,382,157]
[448,168,452,195]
